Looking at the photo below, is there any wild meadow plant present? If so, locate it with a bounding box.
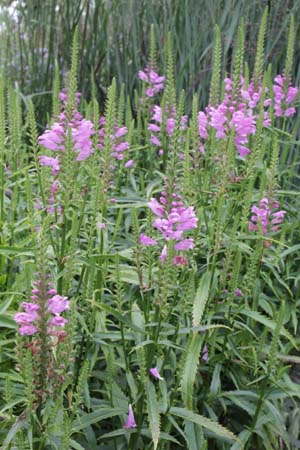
[1,11,300,450]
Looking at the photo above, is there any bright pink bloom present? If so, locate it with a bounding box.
[149,367,164,380]
[172,255,188,266]
[14,311,38,324]
[125,159,134,168]
[48,295,70,315]
[174,238,195,251]
[198,111,208,139]
[139,234,158,246]
[38,156,60,175]
[148,198,165,217]
[19,324,37,336]
[48,316,68,327]
[124,404,137,429]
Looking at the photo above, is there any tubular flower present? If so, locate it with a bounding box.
[138,66,165,97]
[124,404,137,429]
[249,198,286,235]
[14,284,69,337]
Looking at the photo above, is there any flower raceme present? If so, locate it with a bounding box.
[38,90,95,171]
[248,198,286,235]
[140,194,198,265]
[138,66,165,97]
[14,283,69,337]
[195,74,298,158]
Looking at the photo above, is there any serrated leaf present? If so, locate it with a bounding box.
[170,407,237,442]
[241,309,297,349]
[72,407,124,432]
[146,380,160,450]
[193,271,212,327]
[181,333,203,409]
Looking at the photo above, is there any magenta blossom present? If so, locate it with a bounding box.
[139,234,158,246]
[124,404,137,429]
[149,367,164,380]
[138,66,165,97]
[249,198,286,235]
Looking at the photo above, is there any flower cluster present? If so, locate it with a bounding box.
[138,66,165,97]
[140,193,198,265]
[148,105,187,156]
[199,77,257,158]
[273,75,298,117]
[14,281,69,337]
[39,90,95,168]
[249,198,286,235]
[195,72,298,158]
[98,116,132,164]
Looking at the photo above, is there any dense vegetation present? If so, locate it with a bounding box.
[0,2,300,449]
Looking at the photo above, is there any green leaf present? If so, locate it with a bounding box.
[3,414,27,449]
[180,333,203,409]
[0,245,34,257]
[170,407,237,442]
[184,420,205,450]
[241,309,297,348]
[193,271,212,327]
[72,407,124,432]
[0,314,17,329]
[146,380,160,450]
[70,439,86,450]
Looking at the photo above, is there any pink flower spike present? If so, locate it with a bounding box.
[174,238,195,251]
[19,324,37,335]
[125,159,134,168]
[97,222,106,229]
[234,288,243,297]
[48,316,68,327]
[172,256,188,266]
[139,234,158,246]
[124,404,137,429]
[160,245,167,262]
[148,198,165,217]
[38,156,60,175]
[149,367,164,380]
[21,302,40,312]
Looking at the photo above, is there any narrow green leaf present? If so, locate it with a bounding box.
[241,309,297,348]
[146,380,160,450]
[170,407,237,442]
[193,271,212,327]
[72,407,124,432]
[180,333,203,409]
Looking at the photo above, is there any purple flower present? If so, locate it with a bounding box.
[125,159,134,168]
[124,404,137,429]
[48,295,70,315]
[148,198,165,217]
[201,344,209,363]
[174,238,195,251]
[150,135,162,147]
[19,324,37,336]
[198,111,208,139]
[48,316,68,327]
[249,198,286,235]
[38,156,60,175]
[160,245,167,262]
[234,288,243,297]
[14,311,38,324]
[172,255,188,266]
[166,118,176,135]
[149,367,164,380]
[138,66,165,97]
[139,234,158,246]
